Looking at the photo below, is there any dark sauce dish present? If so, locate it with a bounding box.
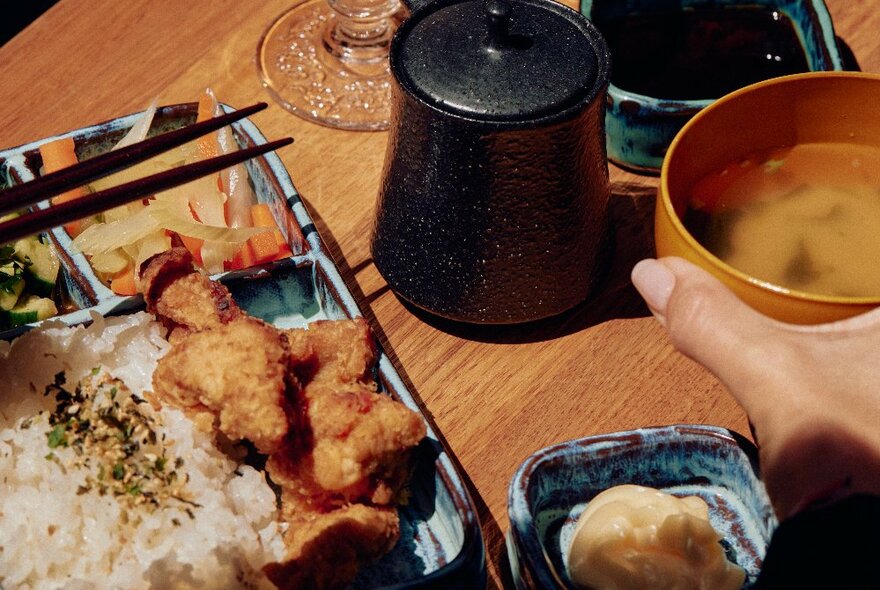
[580,0,845,173]
[602,7,809,101]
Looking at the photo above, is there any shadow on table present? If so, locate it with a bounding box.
[376,179,658,343]
[0,0,57,47]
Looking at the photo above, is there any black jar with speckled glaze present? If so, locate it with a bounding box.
[371,0,611,324]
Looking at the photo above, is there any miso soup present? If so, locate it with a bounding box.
[683,142,880,297]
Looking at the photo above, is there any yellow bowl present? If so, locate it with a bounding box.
[656,71,880,325]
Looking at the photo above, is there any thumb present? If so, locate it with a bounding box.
[631,257,778,390]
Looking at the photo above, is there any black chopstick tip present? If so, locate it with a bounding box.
[271,137,294,149]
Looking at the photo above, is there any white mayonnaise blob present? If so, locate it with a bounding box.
[566,484,745,590]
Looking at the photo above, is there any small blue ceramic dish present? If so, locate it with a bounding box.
[507,424,777,589]
[0,105,486,588]
[580,0,845,173]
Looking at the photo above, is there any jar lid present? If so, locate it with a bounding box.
[392,0,609,122]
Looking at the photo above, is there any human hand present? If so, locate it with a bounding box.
[631,257,880,519]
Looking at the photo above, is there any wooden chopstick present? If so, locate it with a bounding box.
[0,101,269,217]
[0,136,293,244]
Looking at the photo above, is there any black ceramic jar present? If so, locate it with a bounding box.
[371,0,611,323]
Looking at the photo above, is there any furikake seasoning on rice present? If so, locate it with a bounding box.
[0,313,285,588]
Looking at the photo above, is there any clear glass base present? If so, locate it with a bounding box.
[257,0,396,131]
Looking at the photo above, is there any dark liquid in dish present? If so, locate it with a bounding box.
[597,7,810,100]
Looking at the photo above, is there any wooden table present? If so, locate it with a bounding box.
[1,2,876,586]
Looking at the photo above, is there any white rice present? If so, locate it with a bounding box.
[0,312,286,589]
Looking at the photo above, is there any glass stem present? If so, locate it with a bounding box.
[324,0,400,63]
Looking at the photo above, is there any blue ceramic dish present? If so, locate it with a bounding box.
[580,0,845,173]
[0,104,486,589]
[507,425,777,589]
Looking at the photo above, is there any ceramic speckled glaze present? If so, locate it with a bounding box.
[580,0,845,173]
[0,105,486,588]
[372,0,612,324]
[507,425,777,589]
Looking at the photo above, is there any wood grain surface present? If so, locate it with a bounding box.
[0,1,875,586]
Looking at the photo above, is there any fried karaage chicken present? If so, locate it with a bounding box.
[152,316,296,454]
[140,247,240,341]
[141,248,426,589]
[267,381,426,506]
[277,319,426,504]
[284,319,377,385]
[263,493,400,590]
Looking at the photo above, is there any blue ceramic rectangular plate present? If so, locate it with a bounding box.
[507,424,777,589]
[0,104,485,589]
